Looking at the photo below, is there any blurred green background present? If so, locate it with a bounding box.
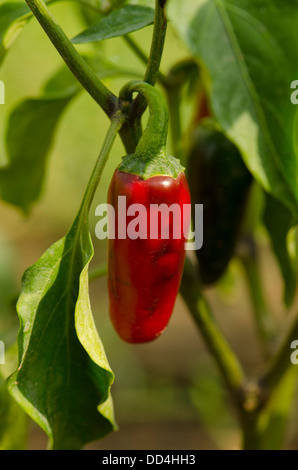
[1,0,298,450]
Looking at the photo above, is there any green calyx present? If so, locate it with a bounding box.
[118,150,184,179]
[118,80,184,179]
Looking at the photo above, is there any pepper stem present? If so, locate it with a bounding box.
[119,80,168,160]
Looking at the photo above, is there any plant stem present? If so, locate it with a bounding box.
[144,0,167,86]
[25,0,117,117]
[81,113,124,214]
[180,257,246,406]
[180,258,275,448]
[119,80,168,157]
[240,410,262,450]
[240,367,297,450]
[117,1,168,153]
[118,119,142,154]
[131,0,167,119]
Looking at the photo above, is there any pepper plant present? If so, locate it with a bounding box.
[0,0,298,450]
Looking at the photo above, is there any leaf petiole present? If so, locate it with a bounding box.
[25,0,117,117]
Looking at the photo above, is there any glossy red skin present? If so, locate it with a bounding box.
[108,170,191,343]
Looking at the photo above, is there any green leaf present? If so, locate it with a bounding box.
[0,64,80,214]
[0,59,140,213]
[6,116,122,450]
[0,89,77,214]
[7,209,116,450]
[0,2,31,66]
[72,4,155,44]
[167,0,298,218]
[0,0,107,66]
[263,193,298,307]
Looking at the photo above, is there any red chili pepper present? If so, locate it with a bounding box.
[107,81,191,343]
[108,170,190,343]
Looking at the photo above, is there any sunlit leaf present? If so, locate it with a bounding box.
[263,194,298,307]
[7,209,116,449]
[0,2,31,66]
[0,59,141,213]
[168,0,298,218]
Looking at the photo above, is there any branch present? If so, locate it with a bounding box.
[180,257,247,406]
[81,111,125,213]
[144,0,167,86]
[131,0,167,119]
[26,0,117,117]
